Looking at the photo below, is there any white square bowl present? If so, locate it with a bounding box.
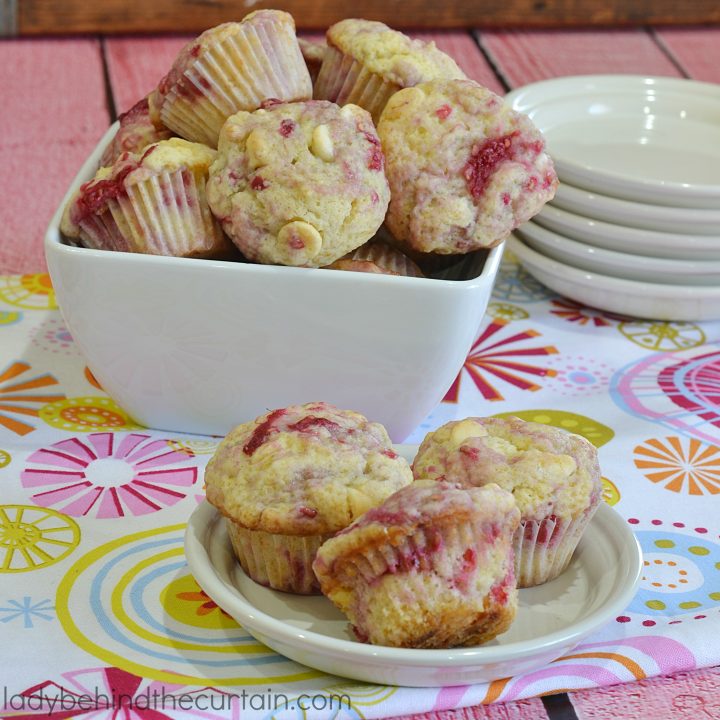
[45,124,503,441]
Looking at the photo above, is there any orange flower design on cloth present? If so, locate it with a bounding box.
[634,436,720,495]
[176,588,231,618]
[0,362,64,436]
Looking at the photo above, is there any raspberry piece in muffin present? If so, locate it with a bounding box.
[100,96,173,167]
[313,480,520,647]
[377,79,558,254]
[204,402,412,594]
[413,416,602,587]
[206,101,390,267]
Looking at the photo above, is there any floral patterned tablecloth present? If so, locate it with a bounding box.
[1,256,719,719]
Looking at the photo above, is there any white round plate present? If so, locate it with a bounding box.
[517,221,720,286]
[506,75,720,208]
[185,446,642,688]
[551,183,720,235]
[534,204,720,261]
[508,235,720,321]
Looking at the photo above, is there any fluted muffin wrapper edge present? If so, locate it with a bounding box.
[226,520,332,595]
[514,503,600,588]
[75,167,227,257]
[316,518,518,647]
[313,46,400,125]
[160,17,312,146]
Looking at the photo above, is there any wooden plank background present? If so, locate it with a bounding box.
[12,0,720,35]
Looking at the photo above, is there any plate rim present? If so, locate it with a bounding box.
[505,75,720,205]
[534,204,720,257]
[516,220,720,278]
[184,485,642,670]
[508,234,720,298]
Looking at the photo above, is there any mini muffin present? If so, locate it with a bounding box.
[325,239,424,277]
[61,138,230,258]
[378,79,558,254]
[206,100,390,267]
[314,19,465,123]
[204,402,413,594]
[150,11,312,147]
[298,37,326,84]
[100,96,174,167]
[313,480,520,648]
[412,417,601,587]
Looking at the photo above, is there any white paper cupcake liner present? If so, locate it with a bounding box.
[120,167,225,256]
[161,18,312,146]
[78,168,226,257]
[314,46,400,123]
[226,520,330,594]
[77,212,133,252]
[349,241,424,277]
[514,508,597,587]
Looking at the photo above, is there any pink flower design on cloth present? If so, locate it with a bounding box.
[21,433,198,519]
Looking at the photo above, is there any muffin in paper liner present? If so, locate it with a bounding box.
[314,20,465,124]
[515,508,596,587]
[326,238,424,277]
[203,402,413,595]
[298,37,326,84]
[378,79,558,255]
[226,522,333,595]
[412,416,602,589]
[61,138,231,259]
[154,11,312,147]
[313,480,520,648]
[206,100,390,267]
[110,166,227,257]
[314,46,400,124]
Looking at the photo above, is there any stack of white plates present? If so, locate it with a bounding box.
[505,75,720,321]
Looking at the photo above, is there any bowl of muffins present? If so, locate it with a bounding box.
[45,10,558,441]
[185,403,643,686]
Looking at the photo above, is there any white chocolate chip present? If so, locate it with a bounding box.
[245,129,274,170]
[340,104,364,119]
[396,86,425,106]
[277,221,323,264]
[311,124,334,161]
[449,419,488,449]
[556,454,578,477]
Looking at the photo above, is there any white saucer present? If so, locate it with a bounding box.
[517,221,720,286]
[506,75,720,209]
[534,204,720,261]
[508,235,720,321]
[552,183,720,235]
[185,445,642,688]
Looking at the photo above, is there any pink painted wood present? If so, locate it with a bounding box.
[479,29,683,89]
[104,36,191,115]
[413,32,504,94]
[570,665,720,719]
[389,696,549,719]
[0,39,109,274]
[654,27,720,83]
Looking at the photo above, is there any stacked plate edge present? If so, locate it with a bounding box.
[504,75,720,321]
